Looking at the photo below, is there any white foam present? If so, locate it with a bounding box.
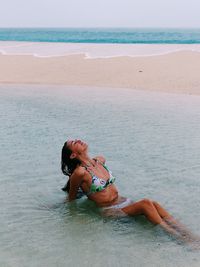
[0,41,200,58]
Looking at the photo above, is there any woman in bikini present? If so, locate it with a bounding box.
[61,139,198,243]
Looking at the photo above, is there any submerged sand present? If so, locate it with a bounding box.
[0,48,200,95]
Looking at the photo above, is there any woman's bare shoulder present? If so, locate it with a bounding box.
[73,166,86,177]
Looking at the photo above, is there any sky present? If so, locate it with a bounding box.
[0,0,200,28]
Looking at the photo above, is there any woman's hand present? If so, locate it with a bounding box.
[94,155,106,164]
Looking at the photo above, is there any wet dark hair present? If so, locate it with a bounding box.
[61,141,81,177]
[61,141,82,195]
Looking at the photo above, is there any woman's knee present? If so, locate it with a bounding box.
[152,201,160,207]
[152,201,165,211]
[140,198,154,212]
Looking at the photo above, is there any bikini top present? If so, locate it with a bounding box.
[83,159,116,196]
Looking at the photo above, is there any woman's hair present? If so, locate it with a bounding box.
[61,141,85,198]
[61,141,81,177]
[61,141,84,196]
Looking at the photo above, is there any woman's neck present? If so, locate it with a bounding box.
[77,153,93,166]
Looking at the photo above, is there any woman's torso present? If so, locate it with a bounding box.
[79,159,119,207]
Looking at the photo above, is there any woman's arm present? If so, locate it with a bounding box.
[68,167,85,201]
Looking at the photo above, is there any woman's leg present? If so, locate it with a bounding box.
[121,199,182,238]
[152,201,199,242]
[152,201,172,220]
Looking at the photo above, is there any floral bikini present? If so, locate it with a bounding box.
[82,159,116,196]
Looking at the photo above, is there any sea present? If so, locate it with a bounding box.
[1,85,200,267]
[0,28,200,44]
[1,28,200,266]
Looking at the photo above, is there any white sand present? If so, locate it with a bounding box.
[0,42,200,95]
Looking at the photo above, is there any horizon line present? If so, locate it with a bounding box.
[0,26,200,29]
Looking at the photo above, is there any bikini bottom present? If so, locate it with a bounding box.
[101,198,134,217]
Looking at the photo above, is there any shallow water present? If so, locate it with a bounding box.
[1,42,200,58]
[0,84,200,267]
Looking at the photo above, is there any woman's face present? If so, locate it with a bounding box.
[67,139,88,156]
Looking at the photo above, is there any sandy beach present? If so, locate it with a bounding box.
[0,43,200,95]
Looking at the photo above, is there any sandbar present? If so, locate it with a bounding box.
[0,43,200,95]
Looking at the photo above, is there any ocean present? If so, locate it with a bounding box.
[1,84,200,266]
[0,28,200,44]
[1,27,200,266]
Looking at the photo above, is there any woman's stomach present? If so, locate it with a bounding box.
[88,184,119,207]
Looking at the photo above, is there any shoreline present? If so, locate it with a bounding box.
[0,43,200,95]
[1,42,200,58]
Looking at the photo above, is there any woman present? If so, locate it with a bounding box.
[61,139,197,242]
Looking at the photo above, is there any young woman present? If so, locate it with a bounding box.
[61,139,198,243]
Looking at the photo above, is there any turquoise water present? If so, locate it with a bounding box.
[1,84,200,267]
[0,28,200,44]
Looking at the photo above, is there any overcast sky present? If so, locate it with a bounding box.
[0,0,200,28]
